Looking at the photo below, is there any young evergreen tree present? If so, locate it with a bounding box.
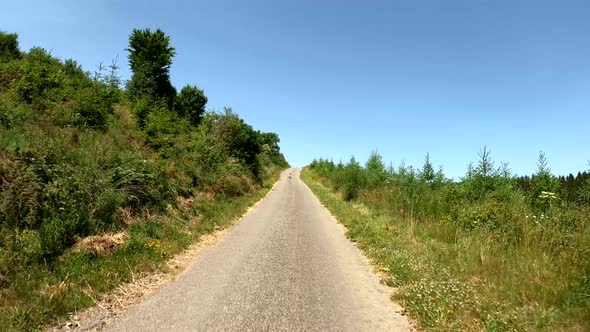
[421,152,435,183]
[529,151,560,212]
[365,150,386,188]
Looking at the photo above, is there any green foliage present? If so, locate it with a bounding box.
[578,165,590,205]
[175,85,207,126]
[0,31,20,62]
[200,108,263,177]
[126,28,176,102]
[461,147,514,202]
[258,131,289,168]
[421,152,435,183]
[72,64,120,128]
[304,146,590,331]
[143,102,190,154]
[15,47,64,104]
[310,146,586,235]
[528,151,561,213]
[342,156,365,201]
[0,28,289,331]
[72,88,111,128]
[132,95,154,128]
[365,150,386,189]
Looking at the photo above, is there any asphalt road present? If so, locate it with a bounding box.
[106,168,411,331]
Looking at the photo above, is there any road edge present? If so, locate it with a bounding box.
[46,170,287,332]
[299,167,418,331]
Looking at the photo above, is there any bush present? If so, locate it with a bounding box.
[342,157,366,201]
[72,87,114,128]
[15,48,64,104]
[0,59,23,90]
[201,109,263,179]
[175,85,207,126]
[457,196,518,231]
[38,217,83,260]
[216,174,255,197]
[110,158,172,210]
[365,151,387,189]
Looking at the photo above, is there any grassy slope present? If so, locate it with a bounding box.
[0,167,281,331]
[301,168,589,332]
[1,40,289,330]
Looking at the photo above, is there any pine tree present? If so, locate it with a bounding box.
[421,152,435,183]
[529,151,560,212]
[365,150,386,188]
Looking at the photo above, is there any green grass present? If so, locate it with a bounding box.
[0,168,281,331]
[301,168,590,331]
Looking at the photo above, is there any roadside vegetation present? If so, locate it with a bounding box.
[0,28,288,330]
[303,150,589,331]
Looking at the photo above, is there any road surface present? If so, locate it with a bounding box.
[106,168,411,331]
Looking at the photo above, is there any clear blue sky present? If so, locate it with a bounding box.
[2,0,589,178]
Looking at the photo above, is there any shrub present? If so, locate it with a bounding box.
[216,174,255,197]
[342,157,366,201]
[110,158,172,210]
[143,104,190,154]
[38,217,83,260]
[202,108,263,179]
[132,96,154,127]
[72,87,113,128]
[15,48,64,104]
[365,151,387,189]
[0,58,23,90]
[175,85,207,126]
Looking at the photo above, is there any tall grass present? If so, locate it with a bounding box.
[304,151,589,331]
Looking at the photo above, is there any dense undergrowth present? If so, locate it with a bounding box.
[0,29,288,330]
[304,151,589,331]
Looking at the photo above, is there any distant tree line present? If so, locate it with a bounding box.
[517,171,590,204]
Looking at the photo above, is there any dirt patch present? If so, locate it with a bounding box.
[48,229,230,331]
[352,202,371,216]
[72,233,127,257]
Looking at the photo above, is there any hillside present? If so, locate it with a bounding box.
[0,29,288,330]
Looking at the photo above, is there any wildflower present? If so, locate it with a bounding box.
[539,191,557,199]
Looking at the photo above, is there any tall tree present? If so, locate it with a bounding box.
[0,31,20,62]
[126,28,176,102]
